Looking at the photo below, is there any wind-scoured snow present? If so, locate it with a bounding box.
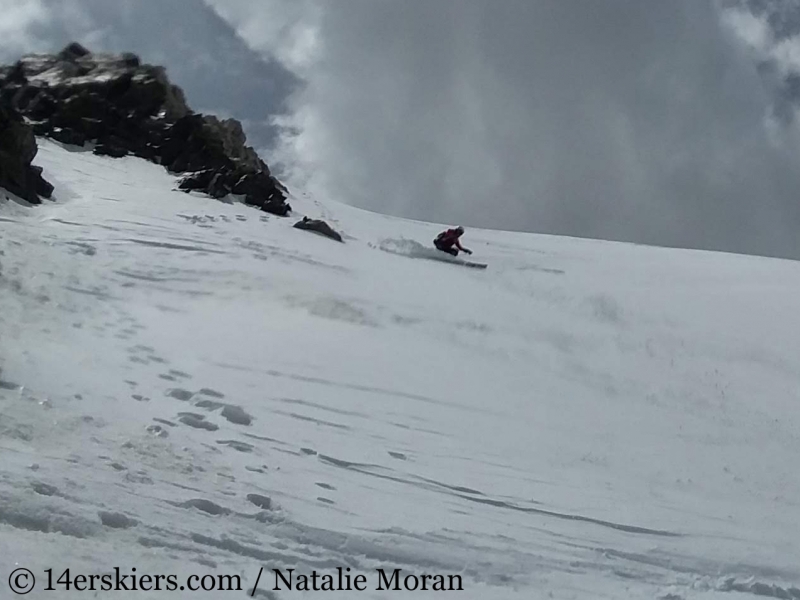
[1,140,799,599]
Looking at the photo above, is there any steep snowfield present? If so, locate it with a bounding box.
[1,140,799,599]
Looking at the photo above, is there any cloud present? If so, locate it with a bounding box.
[4,1,800,259]
[204,0,321,70]
[0,0,52,60]
[721,1,800,126]
[216,0,800,259]
[0,0,300,152]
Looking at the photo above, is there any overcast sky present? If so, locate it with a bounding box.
[3,0,800,260]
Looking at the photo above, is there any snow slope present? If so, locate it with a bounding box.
[1,140,799,599]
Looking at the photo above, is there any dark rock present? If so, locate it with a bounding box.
[50,127,86,147]
[58,42,91,61]
[3,111,37,165]
[78,117,105,140]
[26,92,58,121]
[131,143,158,161]
[158,138,184,169]
[243,194,262,208]
[231,173,255,195]
[168,113,204,140]
[203,115,263,172]
[294,217,343,242]
[36,177,54,199]
[231,171,273,197]
[207,172,229,199]
[273,176,289,195]
[30,121,51,136]
[178,169,216,191]
[114,71,168,116]
[120,52,140,68]
[10,85,39,111]
[56,92,106,124]
[93,143,128,158]
[0,103,51,203]
[0,45,288,212]
[31,166,54,198]
[263,197,292,216]
[6,62,26,85]
[167,151,193,174]
[51,60,85,80]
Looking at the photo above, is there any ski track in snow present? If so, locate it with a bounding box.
[0,140,799,598]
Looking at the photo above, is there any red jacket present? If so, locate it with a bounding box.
[435,229,465,250]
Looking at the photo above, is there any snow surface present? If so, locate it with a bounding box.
[1,139,799,599]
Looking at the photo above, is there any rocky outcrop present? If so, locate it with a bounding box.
[293,217,344,242]
[0,43,290,215]
[0,104,52,204]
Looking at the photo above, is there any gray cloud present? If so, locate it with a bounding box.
[722,0,800,126]
[0,0,51,57]
[0,0,300,153]
[4,1,800,260]
[219,0,800,259]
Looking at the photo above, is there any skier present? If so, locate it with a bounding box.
[434,226,472,257]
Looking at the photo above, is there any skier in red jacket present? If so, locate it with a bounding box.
[434,226,472,257]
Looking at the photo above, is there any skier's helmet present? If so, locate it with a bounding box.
[455,226,464,234]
